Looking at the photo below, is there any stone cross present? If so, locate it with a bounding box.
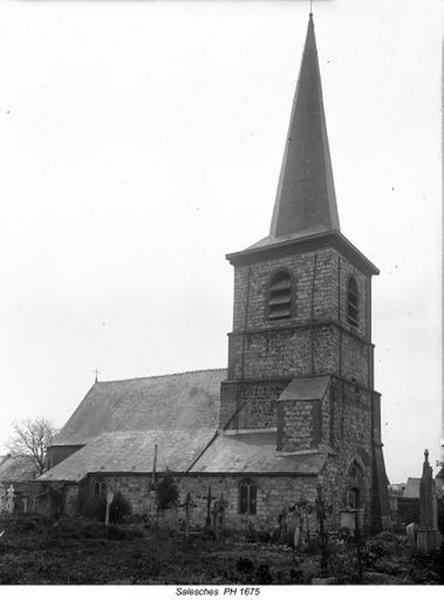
[183,492,194,541]
[206,486,212,528]
[417,449,441,552]
[6,485,15,514]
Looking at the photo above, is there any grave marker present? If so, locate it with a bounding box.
[105,490,114,526]
[6,485,15,515]
[417,449,441,552]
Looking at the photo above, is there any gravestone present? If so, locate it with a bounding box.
[416,449,441,552]
[105,490,114,526]
[339,508,356,532]
[291,504,306,549]
[6,485,15,514]
[406,522,417,549]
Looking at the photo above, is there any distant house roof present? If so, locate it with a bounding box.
[403,478,421,498]
[53,368,226,446]
[0,455,38,482]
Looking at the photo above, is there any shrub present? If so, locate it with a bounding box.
[255,563,273,584]
[109,492,131,522]
[362,531,404,567]
[156,472,178,510]
[79,491,131,523]
[236,557,254,574]
[409,547,444,584]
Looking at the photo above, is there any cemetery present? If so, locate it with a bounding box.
[0,451,443,585]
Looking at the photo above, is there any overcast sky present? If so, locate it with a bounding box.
[0,0,442,483]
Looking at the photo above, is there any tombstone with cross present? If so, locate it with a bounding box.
[417,449,441,552]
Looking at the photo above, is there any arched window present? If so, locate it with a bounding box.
[347,276,359,327]
[239,479,257,515]
[344,461,364,509]
[93,478,106,499]
[346,487,360,509]
[268,270,292,320]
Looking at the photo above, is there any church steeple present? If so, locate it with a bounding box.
[270,14,340,239]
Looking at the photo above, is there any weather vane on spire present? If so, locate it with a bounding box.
[310,0,313,16]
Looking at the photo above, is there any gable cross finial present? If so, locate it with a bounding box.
[93,367,101,383]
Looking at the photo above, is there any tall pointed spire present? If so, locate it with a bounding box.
[270,14,340,239]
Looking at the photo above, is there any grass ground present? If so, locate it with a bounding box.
[0,515,442,585]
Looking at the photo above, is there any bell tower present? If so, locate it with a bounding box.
[219,13,390,530]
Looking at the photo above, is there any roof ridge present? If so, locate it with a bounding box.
[96,367,226,385]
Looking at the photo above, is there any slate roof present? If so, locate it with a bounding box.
[40,429,217,482]
[40,368,329,482]
[41,430,326,483]
[54,368,225,445]
[403,478,420,498]
[436,465,444,480]
[190,431,326,475]
[0,455,38,482]
[41,369,226,482]
[277,376,329,402]
[269,14,339,240]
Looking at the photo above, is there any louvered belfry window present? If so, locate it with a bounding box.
[347,276,359,327]
[239,479,257,515]
[268,270,292,320]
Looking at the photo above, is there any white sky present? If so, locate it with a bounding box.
[0,0,442,484]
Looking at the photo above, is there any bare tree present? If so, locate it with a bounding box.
[6,417,56,475]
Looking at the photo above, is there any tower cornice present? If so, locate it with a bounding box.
[226,229,379,276]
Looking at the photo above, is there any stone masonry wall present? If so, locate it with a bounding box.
[220,379,289,430]
[319,376,374,530]
[341,332,371,387]
[232,248,369,337]
[227,246,372,391]
[84,473,319,532]
[276,381,332,452]
[276,400,321,451]
[338,254,369,340]
[232,248,338,332]
[228,325,341,381]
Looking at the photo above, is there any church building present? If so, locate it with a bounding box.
[41,14,390,533]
